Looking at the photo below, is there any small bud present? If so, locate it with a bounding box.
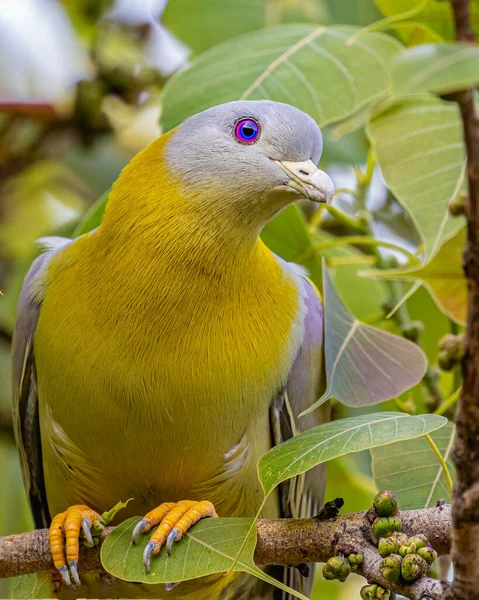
[348,553,363,564]
[401,320,424,341]
[380,554,402,582]
[417,544,438,566]
[372,516,402,539]
[438,350,456,371]
[378,537,398,557]
[347,556,361,571]
[398,540,417,556]
[449,196,465,216]
[438,333,465,371]
[322,556,351,582]
[401,553,428,581]
[360,585,371,600]
[373,491,400,517]
[409,534,428,550]
[390,531,409,546]
[362,583,391,600]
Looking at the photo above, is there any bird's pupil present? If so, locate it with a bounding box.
[242,125,254,138]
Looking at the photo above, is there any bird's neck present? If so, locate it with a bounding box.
[91,132,283,294]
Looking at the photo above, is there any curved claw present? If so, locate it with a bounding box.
[166,528,179,555]
[58,565,71,586]
[68,560,81,586]
[81,518,94,545]
[143,540,156,572]
[132,518,148,546]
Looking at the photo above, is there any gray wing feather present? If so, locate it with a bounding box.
[270,277,330,600]
[12,238,71,528]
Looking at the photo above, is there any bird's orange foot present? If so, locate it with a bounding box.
[131,500,218,571]
[49,504,102,586]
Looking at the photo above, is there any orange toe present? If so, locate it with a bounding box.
[131,500,218,571]
[49,504,101,586]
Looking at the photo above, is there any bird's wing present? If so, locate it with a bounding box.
[12,237,72,528]
[270,276,330,600]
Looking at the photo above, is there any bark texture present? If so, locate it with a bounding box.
[0,506,451,600]
[447,1,479,598]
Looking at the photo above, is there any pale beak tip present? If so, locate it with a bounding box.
[311,170,335,205]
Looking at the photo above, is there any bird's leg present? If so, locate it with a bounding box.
[49,505,101,586]
[131,500,218,571]
[49,500,129,586]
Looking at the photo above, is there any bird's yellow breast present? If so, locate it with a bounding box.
[34,133,305,517]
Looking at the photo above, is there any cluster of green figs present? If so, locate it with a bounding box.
[322,491,438,600]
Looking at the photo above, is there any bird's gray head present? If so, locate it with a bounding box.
[166,101,334,226]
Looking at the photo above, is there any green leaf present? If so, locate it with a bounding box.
[258,412,447,497]
[72,188,110,237]
[261,206,389,321]
[367,96,466,261]
[9,573,53,599]
[261,205,322,286]
[160,25,403,131]
[163,0,265,55]
[325,0,382,26]
[163,0,332,56]
[392,43,479,96]
[412,227,467,324]
[101,517,307,599]
[370,228,467,325]
[371,421,455,508]
[386,21,444,46]
[302,265,427,414]
[375,0,479,41]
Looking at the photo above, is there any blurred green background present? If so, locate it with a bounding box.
[0,0,465,597]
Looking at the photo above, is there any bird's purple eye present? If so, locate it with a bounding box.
[234,119,260,144]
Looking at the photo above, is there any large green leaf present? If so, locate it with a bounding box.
[392,43,479,96]
[367,96,466,261]
[101,517,306,599]
[371,421,455,508]
[160,25,403,131]
[302,266,427,415]
[258,412,447,496]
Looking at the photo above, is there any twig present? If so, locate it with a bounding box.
[0,506,451,600]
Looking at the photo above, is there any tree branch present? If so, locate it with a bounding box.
[447,1,479,598]
[0,505,451,600]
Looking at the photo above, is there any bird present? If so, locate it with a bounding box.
[12,100,334,599]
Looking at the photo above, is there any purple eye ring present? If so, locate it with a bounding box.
[234,118,260,144]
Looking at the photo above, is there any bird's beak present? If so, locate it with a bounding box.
[276,159,334,205]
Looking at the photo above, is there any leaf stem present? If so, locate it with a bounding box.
[424,433,454,495]
[228,498,267,576]
[308,189,359,233]
[435,386,462,416]
[301,236,420,265]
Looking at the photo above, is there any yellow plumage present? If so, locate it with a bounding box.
[36,131,304,523]
[13,100,334,598]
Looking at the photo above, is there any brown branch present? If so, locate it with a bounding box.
[0,506,451,600]
[447,1,479,599]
